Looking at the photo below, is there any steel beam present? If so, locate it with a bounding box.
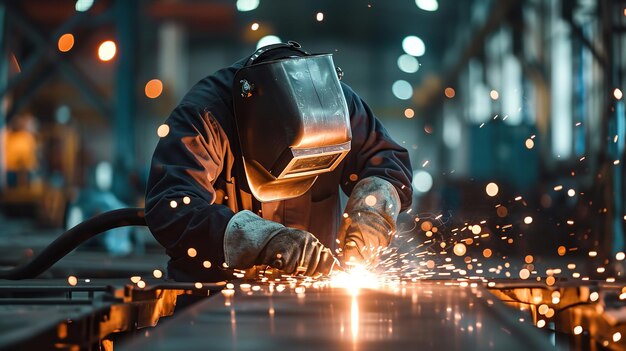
[0,2,7,190]
[112,0,137,201]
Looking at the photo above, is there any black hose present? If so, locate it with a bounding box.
[0,208,147,280]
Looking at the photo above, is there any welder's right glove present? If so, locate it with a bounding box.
[224,210,337,276]
[338,177,401,265]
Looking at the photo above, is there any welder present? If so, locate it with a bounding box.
[145,42,413,282]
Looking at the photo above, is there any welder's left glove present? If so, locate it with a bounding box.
[223,210,338,277]
[338,177,401,264]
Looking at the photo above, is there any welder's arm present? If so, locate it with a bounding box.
[224,211,337,276]
[338,177,400,263]
[145,104,234,279]
[338,84,413,262]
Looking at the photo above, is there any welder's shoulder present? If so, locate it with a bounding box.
[179,64,239,115]
[173,65,241,132]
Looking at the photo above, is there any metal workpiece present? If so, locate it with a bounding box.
[119,281,553,351]
[489,281,626,351]
[0,278,222,350]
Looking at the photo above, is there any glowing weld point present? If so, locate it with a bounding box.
[330,264,379,295]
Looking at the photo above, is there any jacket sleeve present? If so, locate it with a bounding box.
[145,103,235,271]
[340,84,413,210]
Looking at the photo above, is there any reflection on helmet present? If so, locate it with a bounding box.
[233,43,351,202]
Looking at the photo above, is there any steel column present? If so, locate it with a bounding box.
[113,0,138,202]
[0,3,7,191]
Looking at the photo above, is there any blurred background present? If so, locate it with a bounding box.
[0,0,624,279]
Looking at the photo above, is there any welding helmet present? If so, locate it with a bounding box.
[233,42,351,202]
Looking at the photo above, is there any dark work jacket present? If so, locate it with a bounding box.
[145,58,413,282]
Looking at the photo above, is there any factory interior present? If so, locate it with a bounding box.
[0,0,625,349]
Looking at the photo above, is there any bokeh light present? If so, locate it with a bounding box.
[402,36,426,57]
[236,0,259,12]
[257,35,281,49]
[444,87,455,98]
[485,182,499,197]
[316,12,324,21]
[615,88,623,100]
[392,80,413,100]
[58,33,75,52]
[397,54,420,73]
[413,170,433,193]
[157,124,170,138]
[415,0,438,11]
[489,90,499,100]
[525,138,534,149]
[145,79,164,99]
[404,108,415,118]
[98,40,117,61]
[75,0,94,12]
[453,243,466,256]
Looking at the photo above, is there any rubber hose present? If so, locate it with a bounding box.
[0,208,146,280]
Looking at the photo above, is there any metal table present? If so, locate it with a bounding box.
[119,281,554,350]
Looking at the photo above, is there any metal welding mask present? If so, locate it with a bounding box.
[233,43,351,202]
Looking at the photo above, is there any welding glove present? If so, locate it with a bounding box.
[224,210,337,276]
[338,177,401,264]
